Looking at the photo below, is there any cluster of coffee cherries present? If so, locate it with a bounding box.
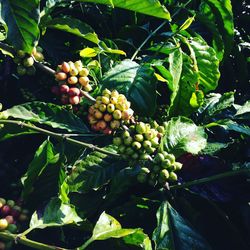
[13,47,44,76]
[88,89,134,134]
[51,61,92,105]
[137,152,183,186]
[113,122,162,160]
[0,197,29,249]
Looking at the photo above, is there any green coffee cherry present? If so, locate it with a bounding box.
[124,136,133,146]
[154,153,165,163]
[159,169,170,183]
[161,159,172,169]
[174,162,183,170]
[132,141,141,150]
[136,122,146,134]
[113,137,122,146]
[137,173,147,183]
[134,134,144,142]
[118,145,126,153]
[142,140,152,149]
[169,172,178,181]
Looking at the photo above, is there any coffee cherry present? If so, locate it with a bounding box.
[122,131,130,139]
[169,172,178,181]
[132,141,141,150]
[79,68,89,77]
[60,84,69,94]
[94,110,103,119]
[164,153,175,164]
[0,198,6,208]
[84,84,92,92]
[96,120,107,130]
[61,62,70,73]
[68,88,80,97]
[23,57,34,67]
[103,127,112,135]
[0,219,8,230]
[56,72,67,81]
[174,162,183,170]
[107,104,115,113]
[16,65,27,75]
[99,104,107,112]
[103,113,112,122]
[69,96,80,105]
[110,120,120,130]
[143,140,152,149]
[17,50,26,58]
[6,200,15,208]
[79,76,90,87]
[118,145,126,153]
[159,169,170,184]
[101,96,110,105]
[1,205,11,216]
[134,134,144,142]
[113,110,122,120]
[124,136,133,146]
[110,97,118,104]
[113,137,122,146]
[67,76,78,85]
[6,224,17,233]
[136,122,147,134]
[5,216,14,224]
[33,51,44,62]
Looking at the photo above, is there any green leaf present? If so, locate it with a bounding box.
[79,212,152,249]
[21,139,60,199]
[160,116,207,157]
[44,17,100,44]
[179,16,195,31]
[29,197,82,230]
[82,0,171,20]
[147,43,179,55]
[67,146,127,193]
[152,202,211,250]
[0,102,89,133]
[101,60,157,116]
[206,120,250,136]
[235,101,250,120]
[169,53,198,116]
[203,0,234,58]
[80,47,98,57]
[0,123,37,141]
[0,0,40,53]
[169,47,183,111]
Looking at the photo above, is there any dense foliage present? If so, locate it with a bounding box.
[0,0,249,249]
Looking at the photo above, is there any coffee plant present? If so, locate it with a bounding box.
[0,0,249,249]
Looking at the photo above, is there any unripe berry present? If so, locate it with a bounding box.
[0,219,8,230]
[102,88,111,96]
[174,162,183,171]
[137,173,147,183]
[146,147,155,154]
[7,224,17,233]
[113,110,122,120]
[132,141,141,150]
[33,51,44,62]
[94,110,103,119]
[143,140,152,149]
[154,153,165,163]
[118,145,126,153]
[134,134,144,142]
[84,84,92,92]
[132,153,139,159]
[159,169,170,183]
[169,172,178,181]
[60,84,69,94]
[79,68,89,77]
[56,72,67,81]
[144,131,154,140]
[113,137,122,146]
[136,122,146,134]
[69,96,80,105]
[11,206,21,218]
[67,76,78,84]
[68,87,80,97]
[96,120,107,130]
[151,137,159,147]
[61,62,70,73]
[103,113,112,122]
[157,126,165,133]
[13,57,21,64]
[122,131,130,139]
[161,159,172,169]
[99,104,107,112]
[17,50,26,58]
[79,76,90,87]
[16,65,27,75]
[164,153,175,164]
[139,153,151,160]
[6,200,15,208]
[124,136,133,146]
[107,104,115,113]
[110,97,117,104]
[101,96,110,105]
[110,120,120,130]
[23,56,34,67]
[125,147,134,155]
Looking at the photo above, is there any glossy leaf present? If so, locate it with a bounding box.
[101,60,157,116]
[235,101,250,120]
[67,146,127,193]
[160,116,207,157]
[79,212,152,249]
[0,102,89,133]
[0,0,40,53]
[44,17,100,44]
[29,197,82,230]
[152,202,211,250]
[21,139,60,199]
[82,0,171,20]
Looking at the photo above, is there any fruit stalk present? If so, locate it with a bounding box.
[0,120,120,157]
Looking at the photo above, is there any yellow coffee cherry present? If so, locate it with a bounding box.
[101,96,110,105]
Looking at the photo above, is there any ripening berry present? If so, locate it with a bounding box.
[134,134,144,142]
[136,122,146,134]
[169,172,178,181]
[0,219,8,230]
[102,89,111,96]
[88,115,97,125]
[69,96,80,105]
[33,51,44,62]
[99,104,107,112]
[107,103,115,113]
[84,84,92,92]
[124,136,133,146]
[60,84,70,94]
[61,62,70,73]
[67,76,78,84]
[79,68,89,77]
[68,88,80,97]
[144,131,154,140]
[5,215,14,225]
[88,106,96,115]
[103,113,112,122]
[111,90,119,98]
[113,110,122,120]
[56,72,67,81]
[101,96,110,105]
[94,110,103,119]
[23,57,34,67]
[69,67,78,76]
[132,141,142,150]
[110,97,117,104]
[110,120,120,130]
[1,205,11,216]
[79,76,90,87]
[96,120,107,130]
